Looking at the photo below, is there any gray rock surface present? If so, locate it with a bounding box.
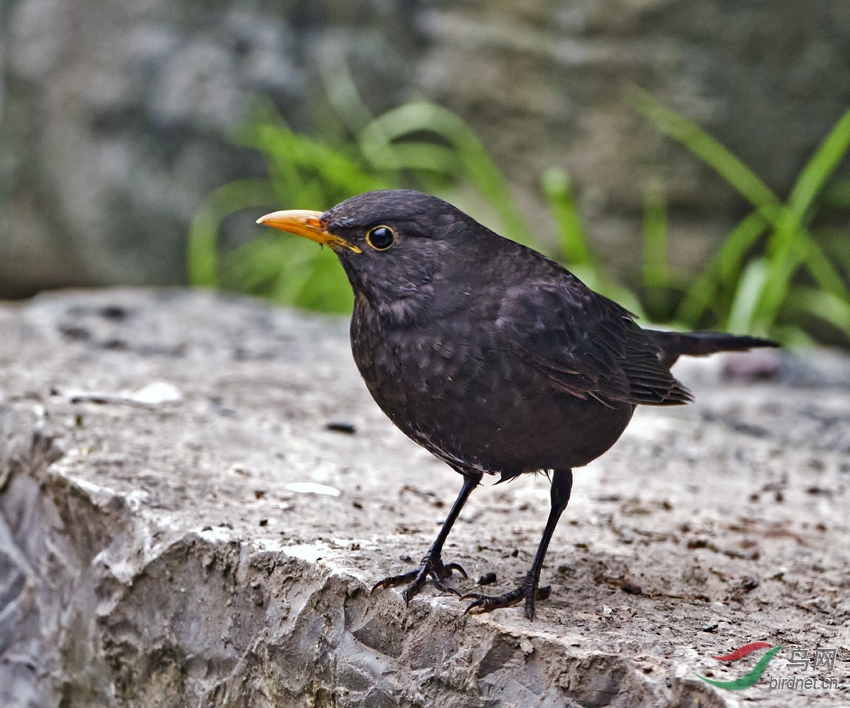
[2,1,849,296]
[1,287,849,707]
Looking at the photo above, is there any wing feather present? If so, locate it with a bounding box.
[495,274,691,406]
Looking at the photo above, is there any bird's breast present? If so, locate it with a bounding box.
[350,302,633,475]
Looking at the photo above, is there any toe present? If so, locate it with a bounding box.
[460,591,485,602]
[442,562,468,579]
[432,576,462,596]
[371,570,418,594]
[464,598,488,615]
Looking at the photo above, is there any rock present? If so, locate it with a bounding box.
[2,2,850,296]
[1,288,849,707]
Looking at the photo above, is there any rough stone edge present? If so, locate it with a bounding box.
[0,401,739,708]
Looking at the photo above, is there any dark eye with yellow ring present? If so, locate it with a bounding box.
[365,225,396,251]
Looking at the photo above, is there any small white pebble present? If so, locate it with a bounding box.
[130,381,182,404]
[285,482,341,497]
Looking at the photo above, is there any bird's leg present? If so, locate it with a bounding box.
[372,472,482,605]
[464,468,573,620]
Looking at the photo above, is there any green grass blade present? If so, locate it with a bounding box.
[634,89,850,335]
[783,287,850,338]
[642,180,669,289]
[364,142,461,175]
[268,241,326,305]
[753,220,850,332]
[768,325,818,347]
[541,167,594,267]
[727,258,769,334]
[675,274,720,328]
[222,235,310,298]
[293,246,354,313]
[675,211,768,326]
[716,212,769,287]
[752,107,850,328]
[268,129,388,198]
[787,106,850,220]
[628,86,780,211]
[803,239,850,300]
[749,239,801,333]
[224,235,353,313]
[188,179,275,287]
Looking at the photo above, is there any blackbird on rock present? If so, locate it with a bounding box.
[258,189,778,619]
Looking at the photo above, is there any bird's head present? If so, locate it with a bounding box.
[257,190,483,317]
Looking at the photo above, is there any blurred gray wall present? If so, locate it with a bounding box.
[1,0,849,298]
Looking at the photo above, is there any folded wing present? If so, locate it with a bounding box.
[495,275,692,407]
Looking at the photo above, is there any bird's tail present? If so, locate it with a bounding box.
[647,330,780,368]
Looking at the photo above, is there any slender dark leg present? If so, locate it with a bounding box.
[372,472,482,604]
[464,468,573,619]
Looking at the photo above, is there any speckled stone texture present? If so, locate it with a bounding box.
[0,288,848,707]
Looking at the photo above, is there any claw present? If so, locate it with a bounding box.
[464,587,524,615]
[371,553,466,603]
[441,562,468,579]
[371,569,418,595]
[464,597,490,615]
[460,573,549,618]
[432,576,463,596]
[459,591,484,602]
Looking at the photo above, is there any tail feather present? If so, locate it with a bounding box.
[647,330,780,368]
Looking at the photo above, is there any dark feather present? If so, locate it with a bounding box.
[648,330,780,367]
[496,279,691,407]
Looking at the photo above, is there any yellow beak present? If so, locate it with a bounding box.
[256,209,361,253]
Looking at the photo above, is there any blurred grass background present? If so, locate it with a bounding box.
[189,83,850,347]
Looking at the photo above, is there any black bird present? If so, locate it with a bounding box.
[258,190,777,619]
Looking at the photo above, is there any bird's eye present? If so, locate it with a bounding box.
[365,225,396,251]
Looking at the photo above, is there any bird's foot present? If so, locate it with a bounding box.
[462,572,550,620]
[371,553,468,605]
